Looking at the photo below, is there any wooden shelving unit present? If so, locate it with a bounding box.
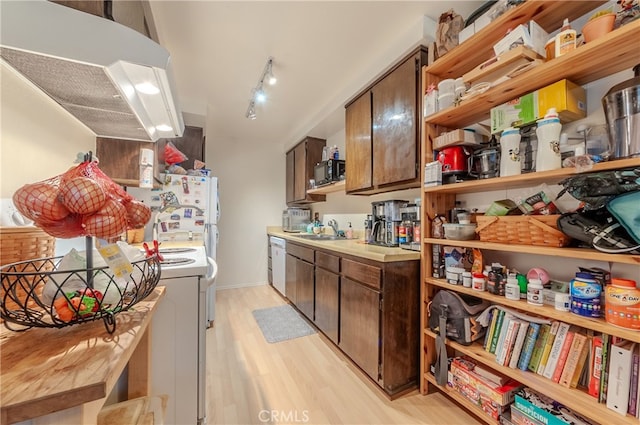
[419,2,640,424]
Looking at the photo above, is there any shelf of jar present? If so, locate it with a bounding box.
[425,1,605,79]
[425,277,640,343]
[423,373,498,425]
[306,180,345,195]
[423,329,639,425]
[424,19,640,129]
[423,237,640,266]
[423,158,640,195]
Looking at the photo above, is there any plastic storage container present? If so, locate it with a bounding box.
[605,278,640,329]
[570,272,602,317]
[443,223,476,240]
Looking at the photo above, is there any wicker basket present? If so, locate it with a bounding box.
[475,215,571,247]
[0,226,56,313]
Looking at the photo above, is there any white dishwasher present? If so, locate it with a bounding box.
[269,236,286,295]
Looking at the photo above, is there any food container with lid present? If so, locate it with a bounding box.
[442,223,476,240]
[605,278,640,330]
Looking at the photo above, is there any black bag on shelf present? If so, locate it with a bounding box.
[428,290,491,346]
[556,209,640,254]
[557,168,640,210]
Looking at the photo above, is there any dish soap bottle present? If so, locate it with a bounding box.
[555,18,576,57]
[346,222,353,239]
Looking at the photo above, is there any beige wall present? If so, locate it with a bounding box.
[1,63,95,198]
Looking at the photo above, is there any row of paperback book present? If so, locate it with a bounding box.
[483,306,640,418]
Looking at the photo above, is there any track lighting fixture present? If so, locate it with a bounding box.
[245,56,276,119]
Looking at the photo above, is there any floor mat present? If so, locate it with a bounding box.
[252,304,316,343]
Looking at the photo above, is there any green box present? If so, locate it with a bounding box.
[490,79,586,134]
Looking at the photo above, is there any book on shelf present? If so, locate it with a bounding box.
[629,347,639,417]
[497,318,520,366]
[514,387,595,425]
[599,334,610,403]
[489,309,506,354]
[483,309,496,350]
[588,335,603,398]
[543,322,571,380]
[509,321,530,369]
[527,323,551,373]
[559,332,588,388]
[494,313,514,363]
[606,340,637,416]
[537,321,560,375]
[551,329,575,383]
[518,322,541,371]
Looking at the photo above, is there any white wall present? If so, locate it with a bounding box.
[0,63,96,197]
[205,113,285,289]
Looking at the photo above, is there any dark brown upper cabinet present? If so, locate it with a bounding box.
[286,137,326,206]
[345,46,427,195]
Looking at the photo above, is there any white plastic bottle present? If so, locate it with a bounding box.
[535,108,563,171]
[346,222,353,239]
[499,127,522,177]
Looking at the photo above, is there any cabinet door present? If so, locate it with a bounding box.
[345,92,372,192]
[339,277,380,381]
[372,55,418,186]
[285,150,295,204]
[293,143,308,202]
[295,259,315,320]
[285,253,297,304]
[96,137,159,187]
[314,267,339,343]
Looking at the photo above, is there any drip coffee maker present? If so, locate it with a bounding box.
[370,200,407,247]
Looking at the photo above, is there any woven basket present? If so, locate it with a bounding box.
[0,226,56,313]
[475,215,570,247]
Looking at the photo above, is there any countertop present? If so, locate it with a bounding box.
[0,286,166,424]
[267,227,420,262]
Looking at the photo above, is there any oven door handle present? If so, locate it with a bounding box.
[206,257,218,285]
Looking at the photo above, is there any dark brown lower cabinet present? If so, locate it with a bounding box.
[339,277,380,381]
[282,240,419,398]
[314,251,340,344]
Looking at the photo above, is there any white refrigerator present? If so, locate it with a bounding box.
[128,173,219,324]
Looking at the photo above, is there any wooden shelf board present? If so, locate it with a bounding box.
[425,19,640,129]
[307,180,345,195]
[424,373,498,425]
[423,158,640,194]
[425,277,640,344]
[422,238,640,266]
[424,329,640,425]
[425,1,605,79]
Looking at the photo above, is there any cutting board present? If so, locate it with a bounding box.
[462,46,543,86]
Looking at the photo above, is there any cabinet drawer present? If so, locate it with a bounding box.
[287,243,314,263]
[342,259,381,290]
[315,251,340,273]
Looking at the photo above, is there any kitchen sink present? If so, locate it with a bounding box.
[292,234,347,241]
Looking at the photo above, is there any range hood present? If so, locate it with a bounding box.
[0,0,184,142]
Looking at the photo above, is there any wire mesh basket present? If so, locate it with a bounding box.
[0,255,161,333]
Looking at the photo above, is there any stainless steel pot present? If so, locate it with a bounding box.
[469,147,500,179]
[602,64,640,159]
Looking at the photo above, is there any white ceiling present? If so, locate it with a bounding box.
[148,1,484,150]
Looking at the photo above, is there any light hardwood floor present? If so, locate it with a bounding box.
[206,284,480,425]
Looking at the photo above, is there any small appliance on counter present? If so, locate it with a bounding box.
[369,200,408,247]
[282,208,311,232]
[468,144,500,179]
[314,159,345,186]
[602,64,640,159]
[399,204,421,251]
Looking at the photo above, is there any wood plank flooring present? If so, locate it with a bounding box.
[206,284,480,425]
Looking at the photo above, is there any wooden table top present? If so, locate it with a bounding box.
[0,286,166,424]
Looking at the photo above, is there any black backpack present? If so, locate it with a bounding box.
[428,290,491,345]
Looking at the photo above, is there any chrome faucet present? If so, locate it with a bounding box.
[327,219,339,236]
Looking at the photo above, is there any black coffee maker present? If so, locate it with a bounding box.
[369,200,407,247]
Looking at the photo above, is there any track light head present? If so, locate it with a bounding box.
[245,56,277,119]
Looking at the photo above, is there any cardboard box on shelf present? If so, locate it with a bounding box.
[434,129,485,149]
[459,23,475,44]
[493,21,549,58]
[490,79,586,134]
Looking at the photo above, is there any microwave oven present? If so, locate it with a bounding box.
[314,159,345,186]
[282,208,310,232]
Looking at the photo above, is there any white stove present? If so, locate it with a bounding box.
[151,244,215,425]
[157,245,208,279]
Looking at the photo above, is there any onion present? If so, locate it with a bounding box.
[59,177,107,215]
[125,200,151,229]
[13,182,69,221]
[82,199,127,239]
